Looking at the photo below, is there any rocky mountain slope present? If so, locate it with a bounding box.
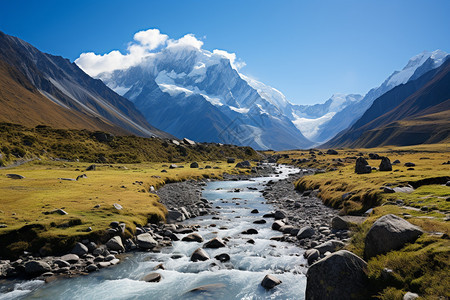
[324,58,450,147]
[0,31,171,138]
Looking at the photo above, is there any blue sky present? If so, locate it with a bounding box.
[1,0,449,105]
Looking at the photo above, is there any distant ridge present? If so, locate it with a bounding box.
[323,58,450,148]
[0,31,171,138]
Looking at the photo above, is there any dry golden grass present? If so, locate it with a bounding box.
[0,160,249,256]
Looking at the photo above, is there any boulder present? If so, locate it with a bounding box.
[106,236,125,252]
[253,219,266,224]
[190,248,210,262]
[86,264,98,272]
[331,216,349,230]
[404,162,416,167]
[190,162,199,168]
[54,259,71,268]
[250,209,259,214]
[304,249,320,265]
[169,164,178,169]
[272,220,285,231]
[305,250,368,300]
[235,161,251,168]
[227,158,236,164]
[6,174,25,179]
[25,261,52,276]
[297,226,315,239]
[71,242,88,256]
[261,274,282,290]
[167,210,184,222]
[241,228,258,235]
[86,164,96,171]
[215,253,231,262]
[136,233,158,250]
[355,157,371,174]
[369,153,381,159]
[142,272,162,282]
[364,214,422,259]
[326,149,338,155]
[379,157,392,172]
[181,233,204,242]
[203,237,226,248]
[274,210,286,220]
[314,240,345,255]
[60,254,80,264]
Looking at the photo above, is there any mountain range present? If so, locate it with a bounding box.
[0,29,448,150]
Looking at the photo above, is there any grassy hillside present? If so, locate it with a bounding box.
[269,145,450,298]
[0,122,260,166]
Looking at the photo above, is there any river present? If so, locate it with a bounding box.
[0,164,307,300]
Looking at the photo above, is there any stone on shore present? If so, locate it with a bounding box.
[314,240,345,255]
[136,233,158,250]
[71,242,88,256]
[304,249,320,265]
[297,226,315,239]
[331,216,349,230]
[106,236,125,252]
[261,274,282,290]
[60,254,79,264]
[235,161,251,168]
[272,220,285,231]
[305,250,368,300]
[191,248,210,262]
[364,214,422,259]
[25,261,52,276]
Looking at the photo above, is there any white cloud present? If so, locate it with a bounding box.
[166,33,204,50]
[133,29,168,50]
[75,28,246,77]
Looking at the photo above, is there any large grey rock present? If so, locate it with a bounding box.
[364,214,422,259]
[306,250,368,300]
[355,157,371,174]
[25,261,51,276]
[261,274,282,289]
[136,233,158,249]
[379,157,392,171]
[297,226,315,239]
[182,233,204,242]
[190,248,210,262]
[71,242,88,256]
[167,210,184,222]
[331,216,349,230]
[314,240,345,255]
[235,160,251,168]
[203,237,226,248]
[106,236,125,252]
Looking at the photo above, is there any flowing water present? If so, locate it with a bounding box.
[0,165,307,300]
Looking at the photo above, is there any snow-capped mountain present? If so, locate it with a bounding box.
[75,29,448,149]
[312,50,449,143]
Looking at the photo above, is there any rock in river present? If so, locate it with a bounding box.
[261,274,282,289]
[136,233,158,250]
[191,248,210,262]
[203,237,226,248]
[182,233,204,243]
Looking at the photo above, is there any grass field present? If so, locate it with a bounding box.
[0,160,249,258]
[268,144,450,298]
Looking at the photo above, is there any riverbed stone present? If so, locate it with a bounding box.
[364,214,423,259]
[136,233,158,250]
[60,254,79,264]
[203,237,226,248]
[86,264,98,272]
[106,236,125,252]
[54,259,71,268]
[191,248,210,262]
[304,249,320,265]
[297,226,315,239]
[261,274,282,289]
[182,233,204,242]
[142,272,162,282]
[314,240,345,255]
[306,250,368,300]
[25,261,51,276]
[272,220,285,231]
[274,210,286,220]
[215,253,231,262]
